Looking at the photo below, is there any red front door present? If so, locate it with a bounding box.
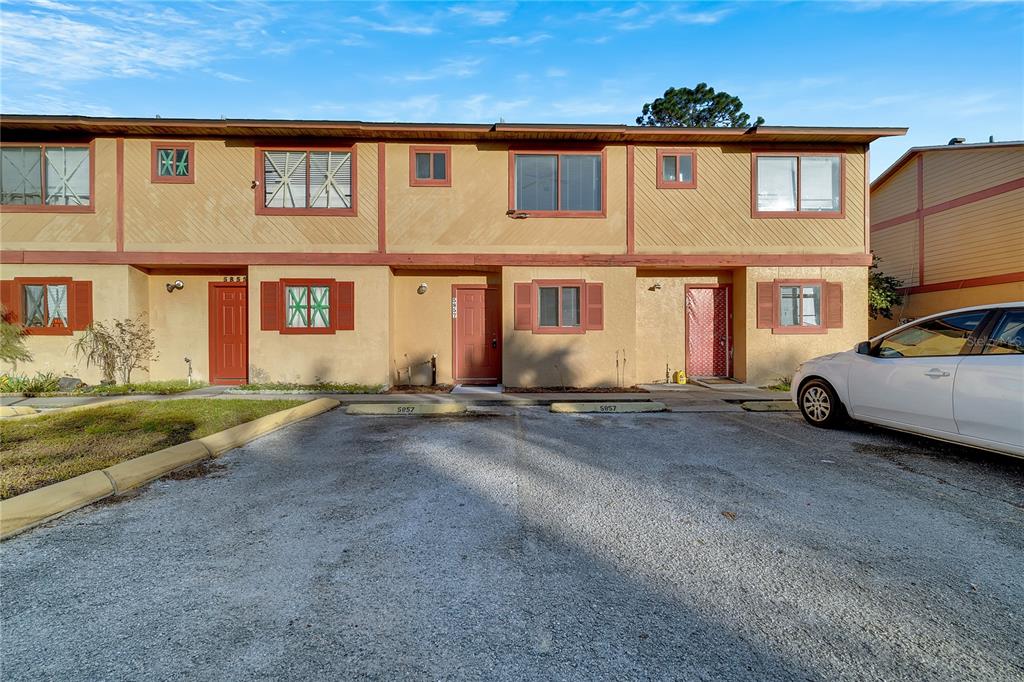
[209,283,248,385]
[685,285,731,377]
[453,286,501,384]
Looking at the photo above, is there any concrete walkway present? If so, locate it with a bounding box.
[1,383,786,413]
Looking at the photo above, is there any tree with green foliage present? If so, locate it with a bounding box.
[868,253,904,320]
[636,82,765,128]
[0,306,32,365]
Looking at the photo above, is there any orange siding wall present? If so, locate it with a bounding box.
[922,188,1024,283]
[385,143,626,254]
[0,138,118,251]
[122,139,378,253]
[870,220,919,287]
[871,162,917,224]
[922,147,1024,206]
[633,145,867,255]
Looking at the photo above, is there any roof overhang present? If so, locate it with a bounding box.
[0,115,908,145]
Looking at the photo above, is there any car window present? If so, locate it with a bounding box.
[878,311,987,358]
[982,310,1024,355]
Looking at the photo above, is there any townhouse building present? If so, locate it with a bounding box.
[869,140,1024,335]
[0,116,905,387]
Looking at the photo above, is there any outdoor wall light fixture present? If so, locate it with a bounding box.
[648,282,663,291]
[417,283,429,295]
[166,280,184,293]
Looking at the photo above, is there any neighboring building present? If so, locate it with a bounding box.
[0,116,904,387]
[869,140,1024,336]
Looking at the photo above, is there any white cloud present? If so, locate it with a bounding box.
[389,57,484,83]
[449,5,511,26]
[453,93,531,122]
[545,68,568,78]
[0,2,283,84]
[484,33,552,46]
[576,3,733,31]
[340,16,438,35]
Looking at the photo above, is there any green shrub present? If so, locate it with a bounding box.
[0,372,61,394]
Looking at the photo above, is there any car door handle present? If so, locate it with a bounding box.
[924,368,950,378]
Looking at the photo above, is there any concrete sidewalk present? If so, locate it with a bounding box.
[1,383,785,413]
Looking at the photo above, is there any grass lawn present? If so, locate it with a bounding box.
[0,398,303,499]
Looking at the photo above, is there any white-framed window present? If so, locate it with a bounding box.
[259,149,353,213]
[753,153,841,215]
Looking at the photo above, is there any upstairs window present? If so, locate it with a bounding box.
[0,144,92,211]
[752,152,843,217]
[256,148,355,216]
[512,150,604,216]
[656,149,697,189]
[410,146,450,187]
[152,142,194,183]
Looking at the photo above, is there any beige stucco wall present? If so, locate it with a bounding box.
[0,139,119,251]
[633,270,733,384]
[868,280,1024,337]
[390,270,498,385]
[0,264,145,383]
[145,274,229,382]
[386,143,627,254]
[739,266,869,386]
[501,266,636,388]
[247,265,390,386]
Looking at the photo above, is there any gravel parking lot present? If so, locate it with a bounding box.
[3,406,1022,681]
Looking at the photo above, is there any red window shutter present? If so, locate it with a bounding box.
[0,281,17,323]
[513,282,532,330]
[336,281,355,330]
[825,282,843,329]
[585,282,604,330]
[260,281,281,331]
[69,280,93,330]
[756,282,775,329]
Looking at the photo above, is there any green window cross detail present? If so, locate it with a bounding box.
[309,286,330,328]
[157,148,189,177]
[285,285,331,329]
[286,286,309,328]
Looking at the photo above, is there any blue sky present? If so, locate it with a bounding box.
[1,0,1021,177]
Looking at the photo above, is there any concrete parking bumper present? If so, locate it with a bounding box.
[550,401,667,413]
[0,398,340,539]
[346,403,467,416]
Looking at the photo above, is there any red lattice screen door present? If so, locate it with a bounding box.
[685,286,731,377]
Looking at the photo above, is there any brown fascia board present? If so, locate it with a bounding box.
[0,114,907,145]
[871,139,1024,192]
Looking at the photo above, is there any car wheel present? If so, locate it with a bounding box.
[798,379,847,429]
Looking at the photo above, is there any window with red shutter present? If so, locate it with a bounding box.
[513,283,532,330]
[260,281,281,331]
[761,279,842,334]
[515,280,604,335]
[260,279,355,334]
[585,282,604,330]
[335,281,355,331]
[5,277,86,336]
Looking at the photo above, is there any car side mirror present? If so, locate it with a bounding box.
[855,341,872,355]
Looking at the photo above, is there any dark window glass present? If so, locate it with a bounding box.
[983,310,1024,355]
[415,152,431,180]
[432,152,447,180]
[879,311,987,358]
[538,287,559,327]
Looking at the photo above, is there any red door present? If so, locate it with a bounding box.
[685,285,731,377]
[453,286,501,384]
[209,283,248,385]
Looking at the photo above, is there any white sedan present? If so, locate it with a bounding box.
[792,302,1024,458]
